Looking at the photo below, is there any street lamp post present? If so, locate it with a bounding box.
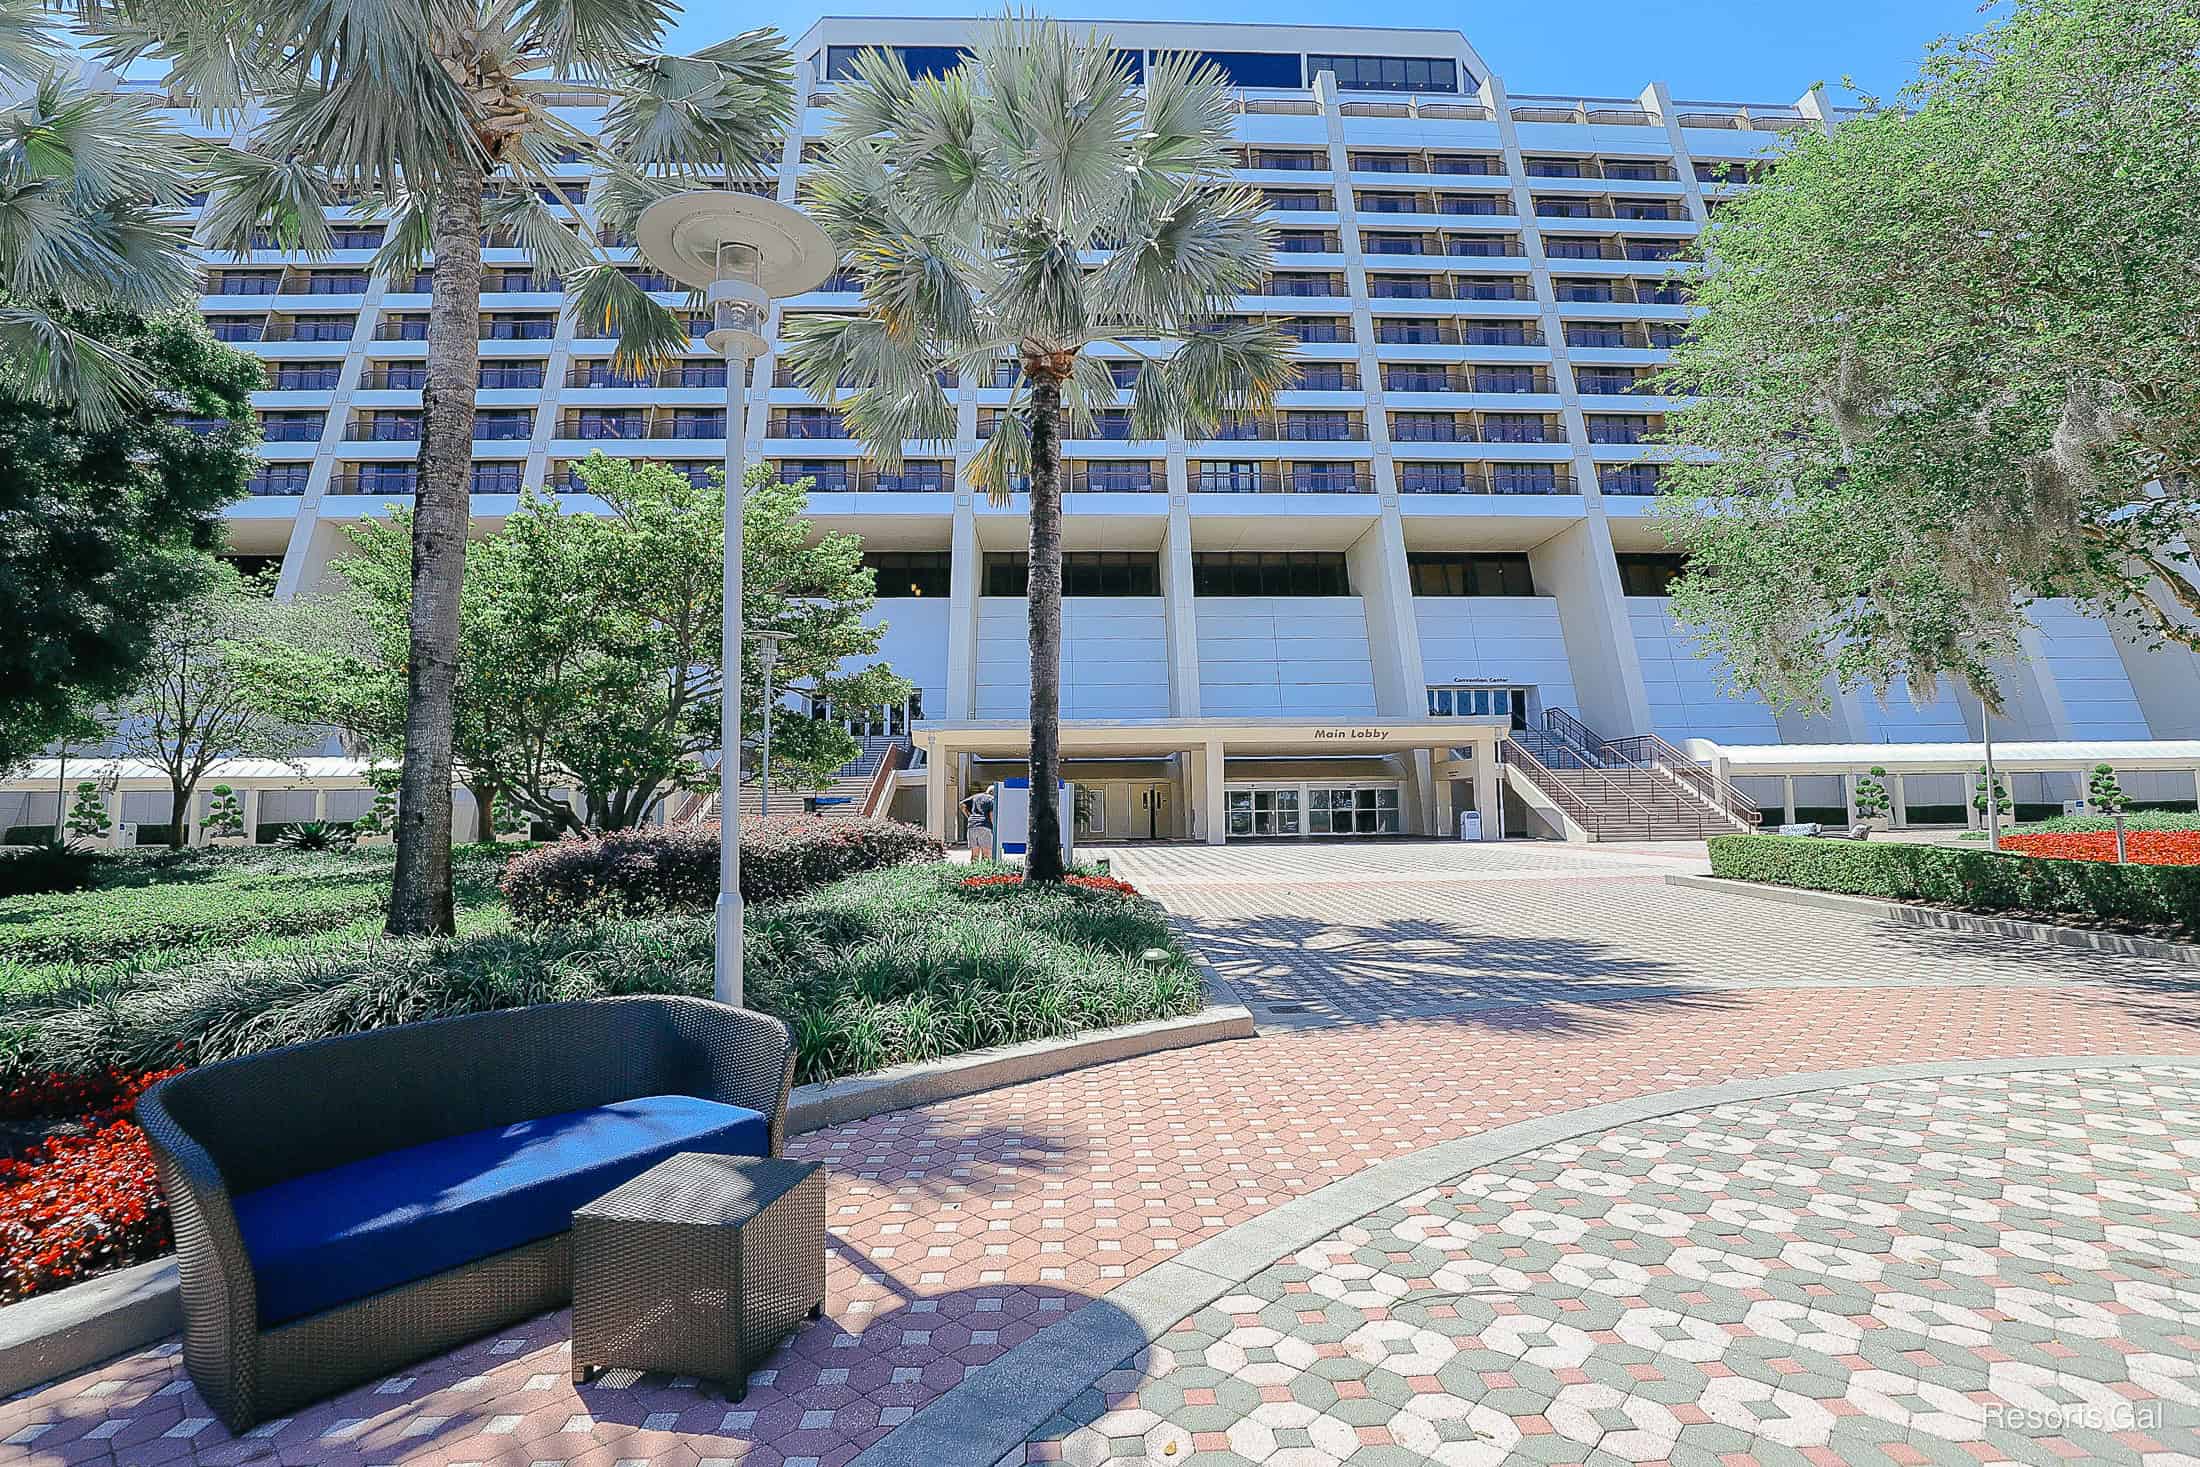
[636,192,832,1007]
[751,629,793,819]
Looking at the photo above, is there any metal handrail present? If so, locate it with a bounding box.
[1604,732,1763,827]
[1499,737,1663,840]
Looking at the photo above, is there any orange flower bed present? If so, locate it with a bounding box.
[2002,831,2200,866]
[959,873,1143,897]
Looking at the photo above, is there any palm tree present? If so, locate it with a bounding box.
[0,6,202,423]
[786,18,1291,881]
[67,0,796,933]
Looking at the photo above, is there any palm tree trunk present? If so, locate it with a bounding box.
[387,162,484,936]
[1024,371,1067,882]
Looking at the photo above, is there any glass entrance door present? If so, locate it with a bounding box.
[1309,786,1402,835]
[1226,787,1303,837]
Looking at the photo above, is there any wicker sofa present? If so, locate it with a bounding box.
[136,996,795,1432]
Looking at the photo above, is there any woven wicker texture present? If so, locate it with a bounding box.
[137,997,795,1431]
[572,1154,826,1401]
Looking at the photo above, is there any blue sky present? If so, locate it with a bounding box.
[662,1,1997,105]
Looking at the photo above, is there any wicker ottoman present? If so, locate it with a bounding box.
[571,1152,825,1399]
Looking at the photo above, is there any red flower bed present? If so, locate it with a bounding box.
[0,1067,180,1304]
[2002,831,2200,866]
[959,873,1143,897]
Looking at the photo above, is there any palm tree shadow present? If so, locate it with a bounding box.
[1178,909,1740,1037]
[1853,911,2200,1030]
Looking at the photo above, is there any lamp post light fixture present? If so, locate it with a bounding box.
[636,191,834,1008]
[750,629,793,820]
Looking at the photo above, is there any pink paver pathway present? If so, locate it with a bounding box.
[2,844,2194,1466]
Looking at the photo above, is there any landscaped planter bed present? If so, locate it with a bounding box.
[2001,830,2200,865]
[0,837,1200,1307]
[1708,832,2200,939]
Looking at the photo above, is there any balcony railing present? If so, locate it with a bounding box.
[332,470,419,495]
[372,320,430,341]
[264,319,359,343]
[1383,368,1556,395]
[567,363,730,388]
[1372,320,1540,347]
[1067,468,1160,493]
[359,365,426,390]
[1397,464,1576,495]
[774,465,951,492]
[344,418,421,442]
[768,411,848,439]
[1209,416,1367,442]
[1190,468,1376,494]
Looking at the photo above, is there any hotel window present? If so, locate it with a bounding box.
[1462,321,1529,346]
[1576,366,1640,395]
[983,552,1160,597]
[304,270,368,294]
[246,463,312,495]
[270,362,342,390]
[1644,322,1689,348]
[1492,463,1562,494]
[1384,365,1452,393]
[1475,365,1541,393]
[1191,552,1350,597]
[471,462,524,494]
[291,315,358,341]
[205,316,264,342]
[1295,363,1353,391]
[1167,50,1300,88]
[1407,553,1534,597]
[479,361,545,389]
[864,551,953,598]
[1425,685,1517,719]
[473,409,534,441]
[1480,413,1551,444]
[1196,461,1264,493]
[259,411,326,443]
[825,44,972,79]
[1308,54,1457,94]
[1543,237,1605,260]
[1262,190,1324,212]
[1587,414,1653,445]
[1616,553,1688,595]
[1600,463,1665,496]
[1397,462,1467,493]
[780,459,850,491]
[1567,322,1629,348]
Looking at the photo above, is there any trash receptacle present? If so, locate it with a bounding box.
[1459,810,1482,841]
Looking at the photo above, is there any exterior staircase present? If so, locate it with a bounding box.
[675,735,908,826]
[1500,710,1761,842]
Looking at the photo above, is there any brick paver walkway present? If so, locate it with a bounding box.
[3,843,2196,1467]
[1015,1063,2200,1467]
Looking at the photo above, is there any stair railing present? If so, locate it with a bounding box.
[1600,732,1763,830]
[858,740,909,818]
[1499,737,1661,839]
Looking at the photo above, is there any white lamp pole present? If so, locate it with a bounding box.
[636,192,833,1007]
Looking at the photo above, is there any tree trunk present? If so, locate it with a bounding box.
[467,780,498,843]
[168,772,192,850]
[1024,370,1067,882]
[388,163,485,935]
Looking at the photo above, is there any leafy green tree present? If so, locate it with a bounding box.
[203,784,245,839]
[786,19,1292,879]
[1853,767,1890,822]
[0,26,203,420]
[0,310,262,770]
[66,781,110,842]
[1655,0,2200,715]
[77,0,798,932]
[248,459,904,835]
[105,563,314,848]
[2088,763,2128,815]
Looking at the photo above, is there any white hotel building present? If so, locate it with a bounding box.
[39,16,2200,849]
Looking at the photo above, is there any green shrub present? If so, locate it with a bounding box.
[0,841,106,898]
[502,816,942,924]
[0,846,508,968]
[1708,833,2200,936]
[1955,809,2200,837]
[0,860,1200,1086]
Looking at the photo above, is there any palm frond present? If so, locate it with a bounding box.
[514,0,676,73]
[200,146,334,258]
[824,42,920,148]
[1130,320,1295,439]
[780,312,957,468]
[366,189,433,281]
[967,405,1033,507]
[1059,350,1118,438]
[481,185,594,277]
[10,75,195,209]
[68,0,260,122]
[988,218,1088,351]
[1095,179,1271,330]
[251,52,477,195]
[0,304,148,425]
[1131,47,1239,183]
[599,33,793,177]
[564,258,689,374]
[973,15,1138,234]
[0,0,52,84]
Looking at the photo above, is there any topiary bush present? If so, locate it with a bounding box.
[1708,833,2200,937]
[501,816,942,924]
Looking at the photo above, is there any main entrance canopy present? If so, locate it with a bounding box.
[911,716,1508,845]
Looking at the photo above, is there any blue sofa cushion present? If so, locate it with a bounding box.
[232,1095,770,1326]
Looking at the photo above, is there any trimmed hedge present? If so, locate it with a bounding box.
[1707,834,2200,938]
[501,816,942,924]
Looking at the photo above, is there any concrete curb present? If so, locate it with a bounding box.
[785,1003,1256,1134]
[847,1051,2200,1467]
[0,1258,179,1400]
[1668,872,2200,966]
[0,1005,1254,1402]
